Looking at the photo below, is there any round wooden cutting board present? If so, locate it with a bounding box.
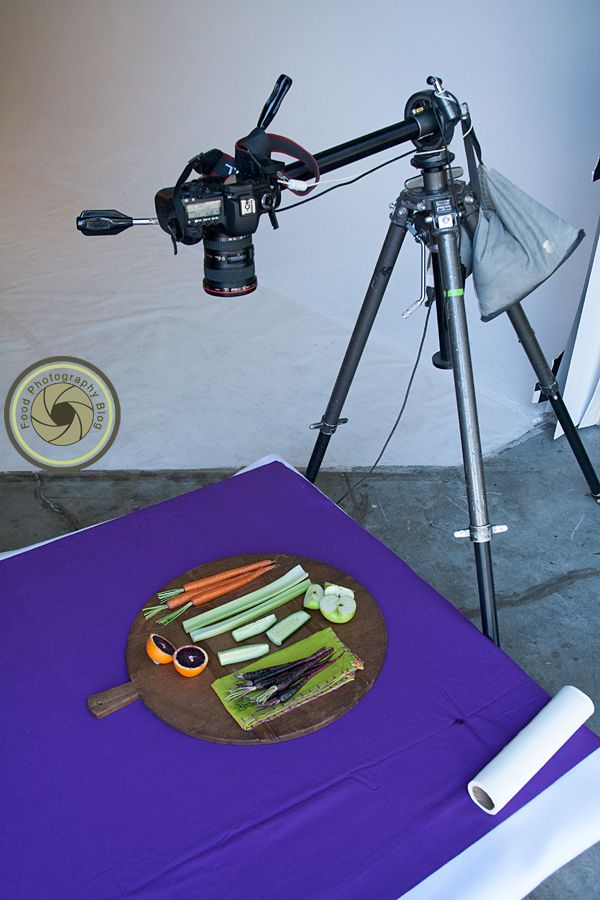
[88,553,387,744]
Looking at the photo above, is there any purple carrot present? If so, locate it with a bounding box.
[236,647,332,684]
[257,653,341,707]
[227,648,334,702]
[251,650,335,704]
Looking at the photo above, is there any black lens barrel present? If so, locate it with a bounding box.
[203,234,257,297]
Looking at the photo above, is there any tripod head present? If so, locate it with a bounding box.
[403,76,462,152]
[76,75,465,295]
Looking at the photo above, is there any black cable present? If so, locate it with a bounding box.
[277,148,415,212]
[335,300,434,506]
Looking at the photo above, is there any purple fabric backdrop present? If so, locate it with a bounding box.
[2,462,598,899]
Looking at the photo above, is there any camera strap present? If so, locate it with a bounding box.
[266,133,320,195]
[461,118,484,203]
[236,127,320,195]
[170,158,197,251]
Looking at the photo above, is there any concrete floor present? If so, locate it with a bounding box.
[1,421,599,898]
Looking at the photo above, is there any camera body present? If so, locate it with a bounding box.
[155,175,281,246]
[154,137,283,296]
[77,77,306,295]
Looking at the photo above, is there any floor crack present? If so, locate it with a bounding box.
[338,473,371,523]
[33,472,81,533]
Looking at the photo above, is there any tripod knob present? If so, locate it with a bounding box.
[426,75,445,93]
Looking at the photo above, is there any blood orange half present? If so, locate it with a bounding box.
[146,633,176,665]
[173,645,209,678]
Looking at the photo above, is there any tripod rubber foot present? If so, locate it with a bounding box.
[432,351,453,370]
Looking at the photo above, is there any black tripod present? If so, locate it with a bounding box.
[76,73,599,645]
[303,147,600,646]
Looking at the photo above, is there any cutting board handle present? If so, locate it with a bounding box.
[88,681,140,719]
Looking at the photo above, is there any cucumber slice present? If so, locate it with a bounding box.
[232,614,277,642]
[303,583,324,610]
[266,610,311,646]
[218,644,270,666]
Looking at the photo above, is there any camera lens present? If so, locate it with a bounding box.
[203,234,257,297]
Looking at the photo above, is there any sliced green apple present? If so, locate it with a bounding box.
[324,583,355,600]
[303,583,324,610]
[320,587,357,624]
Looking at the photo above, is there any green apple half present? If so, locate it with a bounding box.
[303,583,324,610]
[320,584,356,624]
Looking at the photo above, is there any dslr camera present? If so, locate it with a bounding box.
[76,75,315,297]
[154,133,283,297]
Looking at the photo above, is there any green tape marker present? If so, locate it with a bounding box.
[444,289,464,297]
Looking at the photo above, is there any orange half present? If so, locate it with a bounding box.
[173,645,208,678]
[146,633,176,665]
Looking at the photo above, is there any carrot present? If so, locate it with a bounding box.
[165,587,217,612]
[182,559,274,594]
[166,564,275,610]
[189,565,276,607]
[145,560,278,624]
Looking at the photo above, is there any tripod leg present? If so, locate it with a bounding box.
[507,304,600,501]
[437,230,500,644]
[306,220,408,482]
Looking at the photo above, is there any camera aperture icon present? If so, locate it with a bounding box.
[31,384,94,445]
[4,357,120,470]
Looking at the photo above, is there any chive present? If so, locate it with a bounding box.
[189,580,310,642]
[156,601,193,625]
[218,644,270,666]
[142,605,166,620]
[182,565,307,634]
[156,588,184,601]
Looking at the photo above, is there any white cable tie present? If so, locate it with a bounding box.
[280,178,312,192]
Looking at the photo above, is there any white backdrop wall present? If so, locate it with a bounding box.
[1,0,598,470]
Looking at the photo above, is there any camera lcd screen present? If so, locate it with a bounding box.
[186,199,222,219]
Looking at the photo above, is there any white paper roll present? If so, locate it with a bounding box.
[468,685,595,815]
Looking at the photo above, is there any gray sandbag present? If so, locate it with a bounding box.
[471,165,584,321]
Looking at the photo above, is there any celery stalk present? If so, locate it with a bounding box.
[189,580,310,642]
[182,565,307,634]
